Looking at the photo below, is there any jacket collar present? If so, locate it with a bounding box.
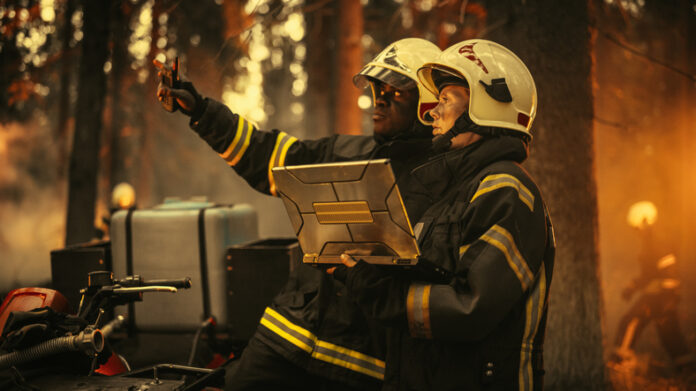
[410,136,528,200]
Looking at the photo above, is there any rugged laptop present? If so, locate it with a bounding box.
[272,159,420,265]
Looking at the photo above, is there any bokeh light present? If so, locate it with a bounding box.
[626,200,657,229]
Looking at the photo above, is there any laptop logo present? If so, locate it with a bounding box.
[313,201,374,224]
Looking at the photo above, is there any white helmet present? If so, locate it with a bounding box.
[354,38,441,125]
[417,39,537,136]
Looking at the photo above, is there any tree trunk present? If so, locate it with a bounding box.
[304,0,336,138]
[55,0,76,178]
[65,0,111,245]
[334,0,363,135]
[484,0,606,388]
[107,2,131,191]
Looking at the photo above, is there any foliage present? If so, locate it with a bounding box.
[0,0,61,123]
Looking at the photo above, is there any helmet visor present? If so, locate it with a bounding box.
[353,64,416,90]
[430,67,469,92]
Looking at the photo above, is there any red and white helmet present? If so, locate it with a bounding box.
[417,39,537,136]
[354,38,441,125]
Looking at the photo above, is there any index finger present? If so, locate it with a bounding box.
[152,59,166,70]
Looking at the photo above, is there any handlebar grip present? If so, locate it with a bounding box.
[142,277,192,289]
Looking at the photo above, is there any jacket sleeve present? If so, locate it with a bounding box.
[345,171,550,342]
[191,98,376,195]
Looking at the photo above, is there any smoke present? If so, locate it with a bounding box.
[594,24,696,365]
[0,119,66,292]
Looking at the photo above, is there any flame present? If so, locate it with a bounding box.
[626,201,657,229]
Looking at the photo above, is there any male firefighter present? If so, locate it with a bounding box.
[331,39,556,390]
[156,38,441,390]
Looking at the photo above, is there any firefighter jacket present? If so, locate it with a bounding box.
[343,136,556,391]
[190,99,433,389]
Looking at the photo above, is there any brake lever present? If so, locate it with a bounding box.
[112,286,178,294]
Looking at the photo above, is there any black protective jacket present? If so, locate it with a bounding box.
[191,99,432,389]
[344,136,556,390]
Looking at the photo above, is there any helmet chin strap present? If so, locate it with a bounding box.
[430,128,459,154]
[430,112,481,154]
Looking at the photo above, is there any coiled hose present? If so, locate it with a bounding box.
[0,329,104,370]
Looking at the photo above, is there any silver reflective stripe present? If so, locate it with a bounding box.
[406,283,432,339]
[519,261,546,391]
[261,309,315,352]
[480,225,533,290]
[219,117,254,166]
[471,174,534,211]
[314,342,386,376]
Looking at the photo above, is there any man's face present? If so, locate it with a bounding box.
[371,81,419,139]
[430,85,470,136]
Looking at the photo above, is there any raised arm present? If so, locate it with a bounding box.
[155,63,376,196]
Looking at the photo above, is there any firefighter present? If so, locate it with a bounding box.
[613,223,694,373]
[155,38,441,390]
[330,39,556,390]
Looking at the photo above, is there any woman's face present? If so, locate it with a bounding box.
[429,85,482,149]
[429,85,470,136]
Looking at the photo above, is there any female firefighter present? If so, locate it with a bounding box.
[331,39,556,390]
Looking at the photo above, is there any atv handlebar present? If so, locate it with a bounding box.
[115,276,192,289]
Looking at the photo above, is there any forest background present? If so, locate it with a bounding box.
[1,0,695,389]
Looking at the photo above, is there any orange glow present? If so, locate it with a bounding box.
[111,182,136,210]
[660,278,680,290]
[656,253,675,269]
[626,201,657,229]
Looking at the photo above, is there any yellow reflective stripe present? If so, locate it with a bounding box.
[490,225,533,282]
[518,261,546,391]
[458,244,471,256]
[219,117,254,166]
[260,307,385,380]
[471,174,534,211]
[259,317,313,354]
[314,340,385,379]
[267,132,298,196]
[310,350,383,380]
[267,133,284,196]
[421,285,432,339]
[315,340,385,369]
[480,225,534,290]
[406,284,432,339]
[278,135,298,167]
[265,307,314,340]
[219,117,245,160]
[228,123,253,166]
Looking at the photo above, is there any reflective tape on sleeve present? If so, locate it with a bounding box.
[406,283,432,339]
[480,225,534,290]
[519,260,546,391]
[267,132,298,196]
[260,307,386,380]
[219,116,255,166]
[471,173,534,211]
